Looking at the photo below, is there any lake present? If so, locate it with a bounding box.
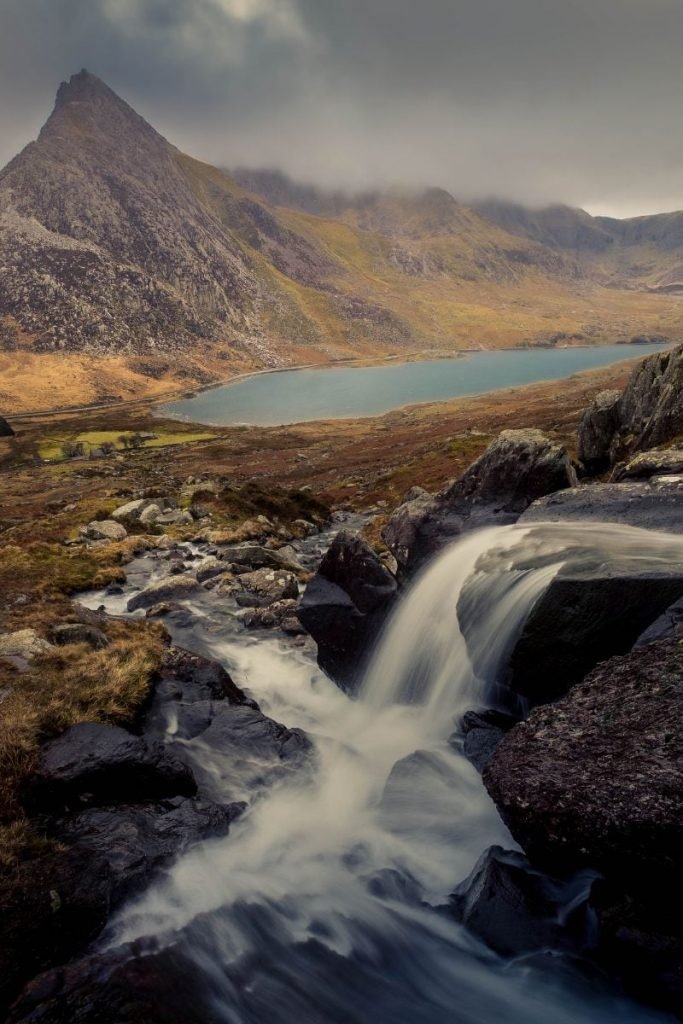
[159,344,667,426]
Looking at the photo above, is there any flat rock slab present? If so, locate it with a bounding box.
[27,722,196,812]
[127,574,200,611]
[521,478,683,534]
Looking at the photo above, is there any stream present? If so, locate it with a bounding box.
[78,518,681,1024]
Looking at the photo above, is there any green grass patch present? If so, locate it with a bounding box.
[38,430,216,462]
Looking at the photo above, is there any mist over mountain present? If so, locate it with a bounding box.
[2,71,683,412]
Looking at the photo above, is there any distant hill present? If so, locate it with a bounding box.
[2,71,683,412]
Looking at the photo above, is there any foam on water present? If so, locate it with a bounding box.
[87,522,683,1023]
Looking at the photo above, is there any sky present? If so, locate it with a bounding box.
[0,0,682,217]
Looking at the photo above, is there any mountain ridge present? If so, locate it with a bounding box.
[3,71,683,412]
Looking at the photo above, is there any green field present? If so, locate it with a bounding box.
[38,429,216,461]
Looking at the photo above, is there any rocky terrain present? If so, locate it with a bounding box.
[1,342,683,1018]
[4,72,683,412]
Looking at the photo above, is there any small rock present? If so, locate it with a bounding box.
[81,520,127,542]
[50,624,110,651]
[127,575,200,612]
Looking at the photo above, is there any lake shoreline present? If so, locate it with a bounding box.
[156,343,672,429]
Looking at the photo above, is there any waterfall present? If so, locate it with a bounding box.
[87,522,681,1024]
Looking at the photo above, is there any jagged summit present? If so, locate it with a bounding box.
[54,69,115,108]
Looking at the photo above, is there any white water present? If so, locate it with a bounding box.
[90,522,683,1023]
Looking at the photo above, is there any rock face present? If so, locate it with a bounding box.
[384,430,576,575]
[506,563,683,704]
[484,639,683,1010]
[576,389,621,473]
[577,344,683,470]
[298,530,398,691]
[521,477,683,533]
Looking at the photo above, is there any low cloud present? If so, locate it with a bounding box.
[0,0,681,216]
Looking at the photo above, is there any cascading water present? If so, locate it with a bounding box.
[82,521,683,1023]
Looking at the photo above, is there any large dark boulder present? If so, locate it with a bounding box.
[484,639,683,1011]
[507,564,683,704]
[459,709,519,774]
[449,845,595,957]
[298,530,398,692]
[384,430,576,575]
[0,414,14,437]
[53,797,242,907]
[521,477,683,534]
[576,389,621,473]
[25,723,197,813]
[635,595,683,647]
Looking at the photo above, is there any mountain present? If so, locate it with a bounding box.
[3,71,683,412]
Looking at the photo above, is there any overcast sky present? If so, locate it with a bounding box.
[1,0,681,217]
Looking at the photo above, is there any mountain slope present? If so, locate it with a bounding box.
[3,72,683,412]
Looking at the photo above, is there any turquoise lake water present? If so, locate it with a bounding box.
[159,344,667,427]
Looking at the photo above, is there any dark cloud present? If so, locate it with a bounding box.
[0,0,681,215]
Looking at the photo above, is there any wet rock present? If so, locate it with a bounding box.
[612,448,683,482]
[8,943,217,1024]
[460,709,518,773]
[234,567,299,608]
[80,519,127,542]
[26,722,197,813]
[155,646,248,705]
[576,389,621,474]
[484,639,683,1010]
[385,430,576,575]
[195,556,225,583]
[485,638,683,881]
[217,542,305,575]
[298,530,398,691]
[127,574,200,611]
[635,595,683,646]
[449,846,596,957]
[53,796,242,907]
[50,623,110,650]
[521,477,683,534]
[199,703,312,765]
[507,562,683,704]
[242,598,300,630]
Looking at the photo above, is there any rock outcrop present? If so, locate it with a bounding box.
[384,430,576,575]
[576,389,621,473]
[611,448,683,481]
[0,414,14,436]
[521,477,683,533]
[298,530,398,691]
[577,344,683,471]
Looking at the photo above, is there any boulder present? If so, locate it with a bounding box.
[298,530,398,691]
[234,567,299,608]
[0,414,14,437]
[0,629,52,665]
[612,448,683,482]
[449,846,595,957]
[459,709,518,774]
[485,638,683,880]
[53,797,242,908]
[49,623,110,650]
[110,498,155,521]
[242,598,301,631]
[217,542,305,575]
[576,389,621,474]
[484,639,683,1009]
[26,722,197,813]
[81,520,127,542]
[127,574,199,611]
[506,562,683,704]
[521,477,683,534]
[195,556,225,583]
[384,430,576,575]
[138,503,162,526]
